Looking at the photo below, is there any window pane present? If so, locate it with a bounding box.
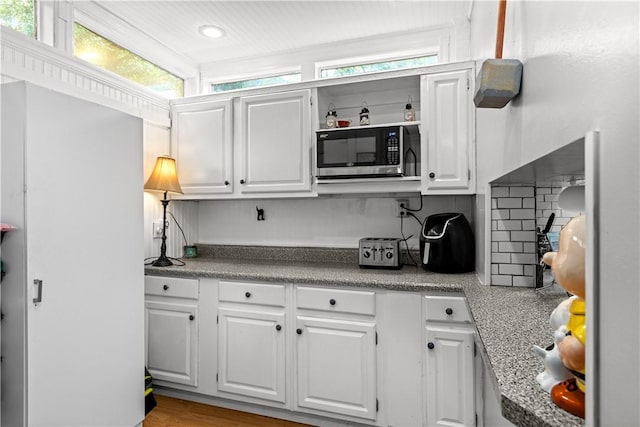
[73,23,183,98]
[0,0,34,37]
[320,55,438,79]
[212,73,301,93]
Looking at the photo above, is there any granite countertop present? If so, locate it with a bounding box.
[145,245,583,427]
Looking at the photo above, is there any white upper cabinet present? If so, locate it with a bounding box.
[420,69,475,194]
[171,99,234,195]
[238,90,312,194]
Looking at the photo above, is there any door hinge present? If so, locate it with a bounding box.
[216,373,219,382]
[475,412,478,426]
[467,78,470,91]
[216,315,219,324]
[474,342,477,357]
[376,398,379,412]
[310,95,313,106]
[468,169,471,180]
[375,332,378,345]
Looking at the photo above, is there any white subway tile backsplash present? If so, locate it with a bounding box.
[499,241,523,253]
[524,242,536,253]
[497,220,524,231]
[492,252,511,263]
[500,264,523,275]
[491,198,497,209]
[497,198,522,209]
[492,231,511,241]
[492,275,513,286]
[511,231,536,242]
[511,253,537,264]
[492,242,499,252]
[492,187,510,197]
[509,187,534,197]
[524,265,535,277]
[511,209,535,220]
[522,220,537,230]
[513,276,535,287]
[537,187,551,195]
[523,198,536,209]
[492,209,510,220]
[544,193,558,202]
[537,201,553,210]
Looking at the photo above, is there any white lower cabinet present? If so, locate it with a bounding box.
[218,307,286,403]
[144,276,200,387]
[295,316,377,420]
[294,286,378,421]
[145,277,480,427]
[217,280,288,407]
[424,295,477,427]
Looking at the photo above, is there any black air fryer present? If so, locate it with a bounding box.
[420,213,474,273]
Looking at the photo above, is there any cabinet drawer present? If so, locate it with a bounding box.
[424,295,471,323]
[145,276,199,300]
[296,286,375,316]
[219,281,286,307]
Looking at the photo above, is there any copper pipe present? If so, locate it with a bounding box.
[495,0,507,59]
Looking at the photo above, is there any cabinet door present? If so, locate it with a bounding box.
[145,301,198,386]
[425,327,475,427]
[295,316,377,420]
[239,90,311,193]
[218,307,286,403]
[171,99,233,194]
[421,70,474,194]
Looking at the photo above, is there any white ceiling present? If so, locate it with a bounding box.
[81,1,474,73]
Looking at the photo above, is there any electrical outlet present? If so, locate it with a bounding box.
[152,221,163,238]
[395,199,409,217]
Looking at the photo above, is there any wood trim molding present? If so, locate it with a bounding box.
[1,26,171,126]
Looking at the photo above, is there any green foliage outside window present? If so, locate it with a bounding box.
[320,55,439,79]
[0,0,35,37]
[73,23,184,98]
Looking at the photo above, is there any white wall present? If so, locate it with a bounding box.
[470,1,639,425]
[197,195,473,250]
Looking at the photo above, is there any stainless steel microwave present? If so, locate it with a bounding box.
[316,125,408,179]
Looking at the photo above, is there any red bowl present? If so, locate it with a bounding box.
[337,120,351,128]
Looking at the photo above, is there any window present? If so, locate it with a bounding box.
[73,23,183,98]
[0,0,35,37]
[211,72,301,93]
[319,55,438,79]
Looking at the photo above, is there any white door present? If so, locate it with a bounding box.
[218,307,286,403]
[295,316,377,420]
[421,70,473,193]
[23,84,144,426]
[172,99,234,194]
[239,90,312,193]
[145,301,198,386]
[425,327,475,427]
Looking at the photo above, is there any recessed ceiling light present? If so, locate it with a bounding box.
[199,25,225,39]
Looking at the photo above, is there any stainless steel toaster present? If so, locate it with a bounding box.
[358,237,402,269]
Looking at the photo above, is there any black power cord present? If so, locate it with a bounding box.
[144,211,189,266]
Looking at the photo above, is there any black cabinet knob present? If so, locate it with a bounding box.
[276,325,282,331]
[427,342,435,350]
[445,308,453,315]
[224,180,229,186]
[329,299,336,306]
[163,284,169,291]
[245,291,251,298]
[429,172,435,179]
[240,179,245,184]
[189,314,194,321]
[296,328,302,335]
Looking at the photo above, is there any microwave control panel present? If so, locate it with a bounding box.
[385,130,400,165]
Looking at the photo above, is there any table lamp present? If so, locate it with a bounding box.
[144,156,183,266]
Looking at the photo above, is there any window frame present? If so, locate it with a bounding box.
[315,48,440,80]
[204,67,303,94]
[72,21,185,98]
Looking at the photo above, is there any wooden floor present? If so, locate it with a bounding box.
[143,394,311,427]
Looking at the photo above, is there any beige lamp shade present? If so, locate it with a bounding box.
[144,156,183,194]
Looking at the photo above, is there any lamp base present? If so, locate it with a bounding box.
[151,254,173,267]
